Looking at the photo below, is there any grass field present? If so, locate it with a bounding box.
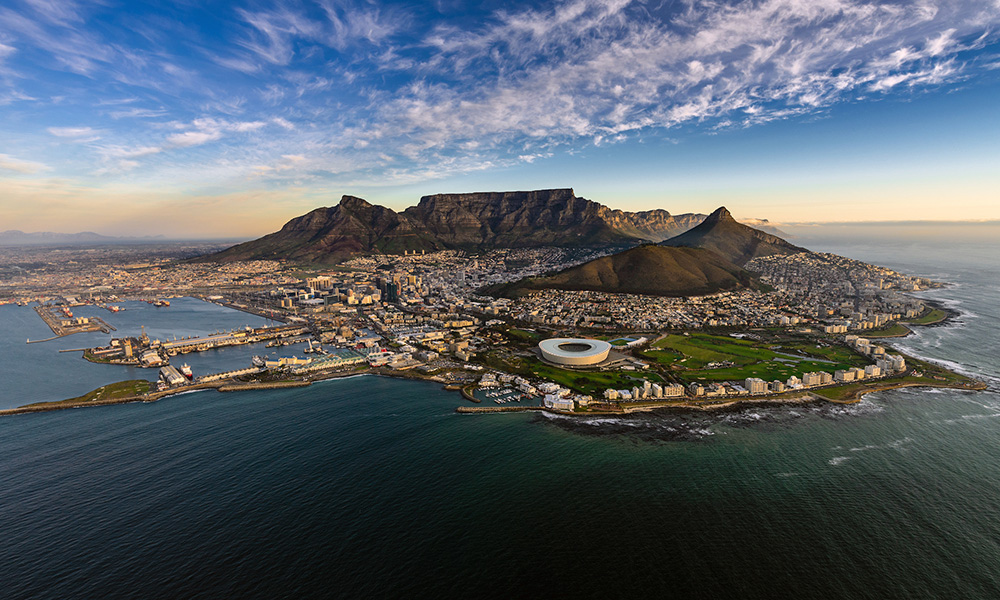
[650,333,777,368]
[506,328,541,343]
[685,359,857,383]
[526,361,656,396]
[27,379,152,406]
[644,332,872,384]
[864,323,912,338]
[904,308,948,325]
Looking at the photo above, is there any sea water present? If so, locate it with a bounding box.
[1,234,998,599]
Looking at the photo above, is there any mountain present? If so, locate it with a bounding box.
[206,196,445,263]
[204,189,708,263]
[482,244,762,299]
[402,189,703,247]
[599,208,705,242]
[660,207,805,266]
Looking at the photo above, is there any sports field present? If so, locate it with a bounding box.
[642,333,870,384]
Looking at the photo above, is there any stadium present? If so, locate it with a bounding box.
[538,338,612,367]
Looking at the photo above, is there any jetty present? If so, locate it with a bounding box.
[456,406,545,414]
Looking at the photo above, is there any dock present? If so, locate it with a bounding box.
[32,304,112,338]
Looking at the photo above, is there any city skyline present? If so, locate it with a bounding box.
[1,0,999,237]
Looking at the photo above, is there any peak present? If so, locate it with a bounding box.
[706,207,734,222]
[339,195,371,209]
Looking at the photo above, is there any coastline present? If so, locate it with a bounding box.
[1,296,983,420]
[0,354,985,419]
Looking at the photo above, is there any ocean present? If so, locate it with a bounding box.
[1,231,998,599]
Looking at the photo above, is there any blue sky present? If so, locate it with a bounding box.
[1,0,998,237]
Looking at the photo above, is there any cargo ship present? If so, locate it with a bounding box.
[179,364,193,379]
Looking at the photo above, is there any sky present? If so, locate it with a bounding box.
[1,0,999,238]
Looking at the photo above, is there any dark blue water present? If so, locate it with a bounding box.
[1,236,999,599]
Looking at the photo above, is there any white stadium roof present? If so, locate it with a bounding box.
[538,338,612,366]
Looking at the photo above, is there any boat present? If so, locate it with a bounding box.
[179,364,193,379]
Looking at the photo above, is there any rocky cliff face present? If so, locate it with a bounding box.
[599,207,705,242]
[402,189,635,248]
[204,189,711,264]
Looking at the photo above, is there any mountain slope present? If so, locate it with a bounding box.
[661,207,805,266]
[206,196,444,263]
[483,244,761,298]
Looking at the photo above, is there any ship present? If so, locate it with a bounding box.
[179,364,193,380]
[251,355,266,368]
[108,305,121,312]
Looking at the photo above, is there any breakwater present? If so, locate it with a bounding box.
[455,406,546,414]
[218,381,311,392]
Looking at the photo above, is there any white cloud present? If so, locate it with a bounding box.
[167,130,223,148]
[0,153,48,173]
[231,120,267,132]
[361,0,1000,168]
[101,145,162,159]
[47,126,100,138]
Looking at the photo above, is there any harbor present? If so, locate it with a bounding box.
[31,304,114,339]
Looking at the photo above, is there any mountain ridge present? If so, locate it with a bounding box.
[204,188,709,263]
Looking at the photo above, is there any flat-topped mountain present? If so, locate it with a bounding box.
[482,244,762,298]
[204,189,707,263]
[403,189,704,247]
[661,206,805,266]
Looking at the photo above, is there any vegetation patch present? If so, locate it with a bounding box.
[26,379,151,406]
[864,323,912,338]
[904,309,948,325]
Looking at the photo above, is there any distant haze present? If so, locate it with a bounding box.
[781,222,1000,244]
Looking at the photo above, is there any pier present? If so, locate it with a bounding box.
[33,304,113,338]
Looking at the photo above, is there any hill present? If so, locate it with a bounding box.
[203,189,707,263]
[661,207,805,266]
[482,244,762,298]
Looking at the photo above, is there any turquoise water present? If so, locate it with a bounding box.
[1,236,999,598]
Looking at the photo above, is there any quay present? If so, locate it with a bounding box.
[33,304,112,338]
[207,298,289,324]
[218,381,311,392]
